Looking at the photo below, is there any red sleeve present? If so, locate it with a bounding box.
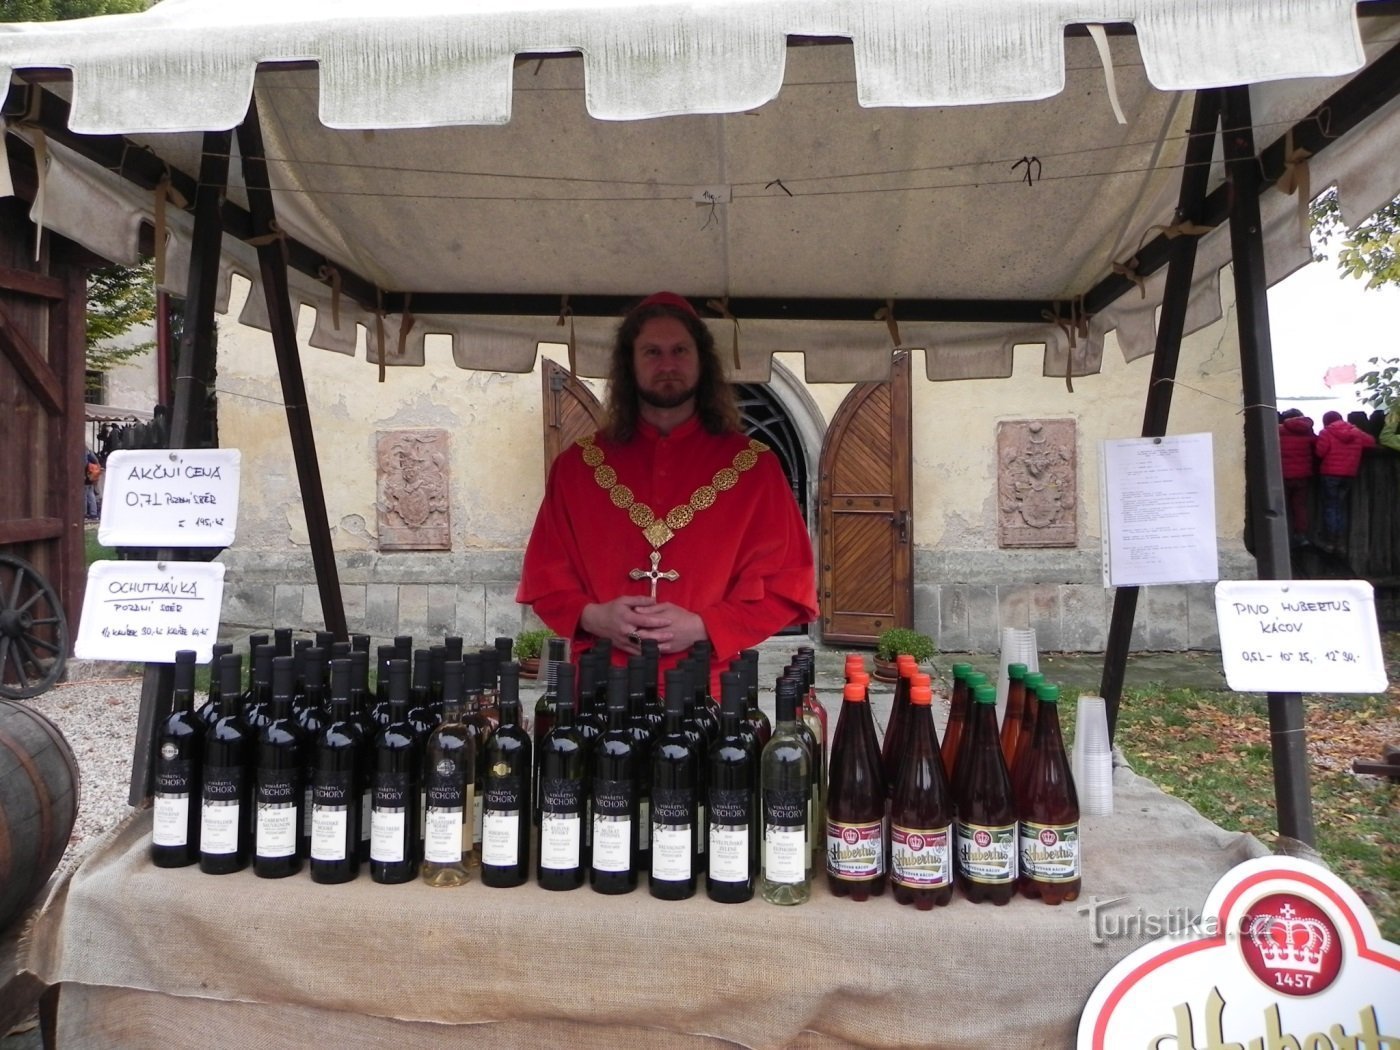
[695,455,818,659]
[516,451,593,642]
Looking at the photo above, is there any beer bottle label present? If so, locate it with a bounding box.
[1018,820,1080,882]
[825,819,884,881]
[891,824,953,888]
[956,819,1017,884]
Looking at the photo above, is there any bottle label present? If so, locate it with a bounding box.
[152,793,189,847]
[708,823,749,883]
[592,778,634,873]
[302,769,314,840]
[425,758,465,811]
[697,803,706,855]
[154,756,191,796]
[890,824,952,888]
[482,810,520,866]
[1019,820,1080,882]
[763,787,807,884]
[200,765,242,855]
[424,806,465,864]
[639,796,651,851]
[311,807,348,861]
[371,770,411,863]
[256,768,299,859]
[651,787,693,881]
[956,820,1018,884]
[484,773,521,813]
[825,819,884,880]
[539,813,581,870]
[360,788,372,844]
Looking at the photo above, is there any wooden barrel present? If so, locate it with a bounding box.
[0,700,80,933]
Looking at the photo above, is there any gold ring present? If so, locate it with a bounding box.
[627,631,640,646]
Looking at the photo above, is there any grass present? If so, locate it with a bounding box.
[83,526,116,567]
[1098,639,1400,943]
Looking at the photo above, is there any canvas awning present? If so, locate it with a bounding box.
[3,1,1399,383]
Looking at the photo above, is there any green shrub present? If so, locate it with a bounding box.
[875,627,936,663]
[514,627,552,662]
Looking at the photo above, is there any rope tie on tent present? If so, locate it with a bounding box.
[29,129,47,261]
[706,297,741,370]
[397,292,415,363]
[875,299,901,348]
[152,173,188,287]
[1040,298,1090,394]
[1277,128,1313,241]
[556,295,576,375]
[375,288,387,384]
[0,122,13,200]
[317,265,343,330]
[1085,25,1127,125]
[1011,156,1041,186]
[1111,218,1216,298]
[247,218,290,268]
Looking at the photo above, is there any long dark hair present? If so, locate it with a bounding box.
[602,302,740,442]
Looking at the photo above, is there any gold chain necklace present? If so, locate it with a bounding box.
[577,433,769,551]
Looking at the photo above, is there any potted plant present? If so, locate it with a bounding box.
[873,627,936,682]
[514,627,551,679]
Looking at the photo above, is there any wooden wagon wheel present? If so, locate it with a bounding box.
[0,554,69,700]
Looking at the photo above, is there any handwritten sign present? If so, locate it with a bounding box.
[75,560,225,663]
[1214,580,1388,693]
[97,449,240,548]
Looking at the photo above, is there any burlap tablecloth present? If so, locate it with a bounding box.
[23,763,1267,1049]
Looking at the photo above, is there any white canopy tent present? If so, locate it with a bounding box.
[3,0,1400,841]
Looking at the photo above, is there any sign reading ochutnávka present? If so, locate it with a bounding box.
[377,430,451,551]
[996,419,1076,547]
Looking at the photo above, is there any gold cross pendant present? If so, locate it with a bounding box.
[629,549,680,599]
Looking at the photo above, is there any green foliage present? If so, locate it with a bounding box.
[86,260,156,375]
[874,627,936,663]
[1355,357,1400,414]
[514,627,552,662]
[1310,187,1400,289]
[1,0,150,21]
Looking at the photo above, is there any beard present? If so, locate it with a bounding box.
[638,381,699,410]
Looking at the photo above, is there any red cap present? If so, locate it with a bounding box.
[843,682,867,702]
[634,291,699,318]
[910,685,932,706]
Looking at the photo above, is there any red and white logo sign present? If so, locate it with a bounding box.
[842,827,859,846]
[1079,856,1400,1048]
[974,829,991,848]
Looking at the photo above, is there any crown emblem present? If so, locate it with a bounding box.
[1246,904,1332,974]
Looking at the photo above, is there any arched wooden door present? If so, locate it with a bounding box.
[818,352,913,646]
[541,358,605,477]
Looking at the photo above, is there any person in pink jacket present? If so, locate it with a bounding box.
[1314,409,1376,546]
[1277,409,1316,546]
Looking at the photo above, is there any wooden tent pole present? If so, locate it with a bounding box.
[236,96,348,642]
[129,130,231,804]
[1220,85,1315,848]
[1098,89,1221,741]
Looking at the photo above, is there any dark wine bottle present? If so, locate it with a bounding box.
[459,653,494,866]
[590,670,639,894]
[393,633,413,662]
[291,637,312,706]
[310,658,362,884]
[955,684,1018,905]
[686,655,719,745]
[650,677,698,900]
[370,643,396,735]
[629,655,662,741]
[254,656,304,878]
[428,644,447,718]
[537,664,587,891]
[707,671,757,903]
[493,635,513,668]
[241,643,276,743]
[351,633,371,653]
[676,663,709,862]
[201,653,251,874]
[349,648,374,863]
[761,676,811,905]
[194,641,232,726]
[826,678,887,900]
[421,673,472,888]
[408,648,437,741]
[624,659,654,868]
[296,646,329,858]
[444,635,464,662]
[575,649,606,745]
[533,637,567,765]
[890,682,954,909]
[478,646,502,729]
[739,649,772,749]
[1015,683,1080,904]
[151,649,202,867]
[482,661,531,887]
[371,658,420,884]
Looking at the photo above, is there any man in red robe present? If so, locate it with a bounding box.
[517,292,818,688]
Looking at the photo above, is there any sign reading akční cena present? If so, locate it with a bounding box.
[1078,856,1399,1049]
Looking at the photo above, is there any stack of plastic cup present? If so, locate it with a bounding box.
[1072,695,1114,816]
[996,627,1039,727]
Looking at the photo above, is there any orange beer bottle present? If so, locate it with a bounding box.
[1015,683,1080,904]
[890,683,954,909]
[954,684,1017,905]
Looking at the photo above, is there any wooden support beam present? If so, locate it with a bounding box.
[0,517,64,545]
[0,316,64,414]
[0,264,64,299]
[236,95,348,642]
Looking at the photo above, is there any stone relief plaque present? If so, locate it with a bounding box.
[997,419,1077,548]
[377,429,451,551]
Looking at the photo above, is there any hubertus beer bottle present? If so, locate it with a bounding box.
[760,677,811,905]
[826,680,886,900]
[940,662,974,781]
[590,671,640,894]
[254,656,305,878]
[421,671,473,888]
[650,676,698,900]
[950,670,990,794]
[537,660,587,890]
[310,658,362,884]
[481,662,531,887]
[707,671,758,903]
[1012,672,1046,793]
[955,684,1017,904]
[1015,683,1080,904]
[370,659,420,884]
[879,654,918,787]
[200,653,250,874]
[890,682,954,909]
[1000,662,1028,771]
[151,649,203,867]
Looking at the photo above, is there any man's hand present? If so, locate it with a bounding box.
[579,596,708,656]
